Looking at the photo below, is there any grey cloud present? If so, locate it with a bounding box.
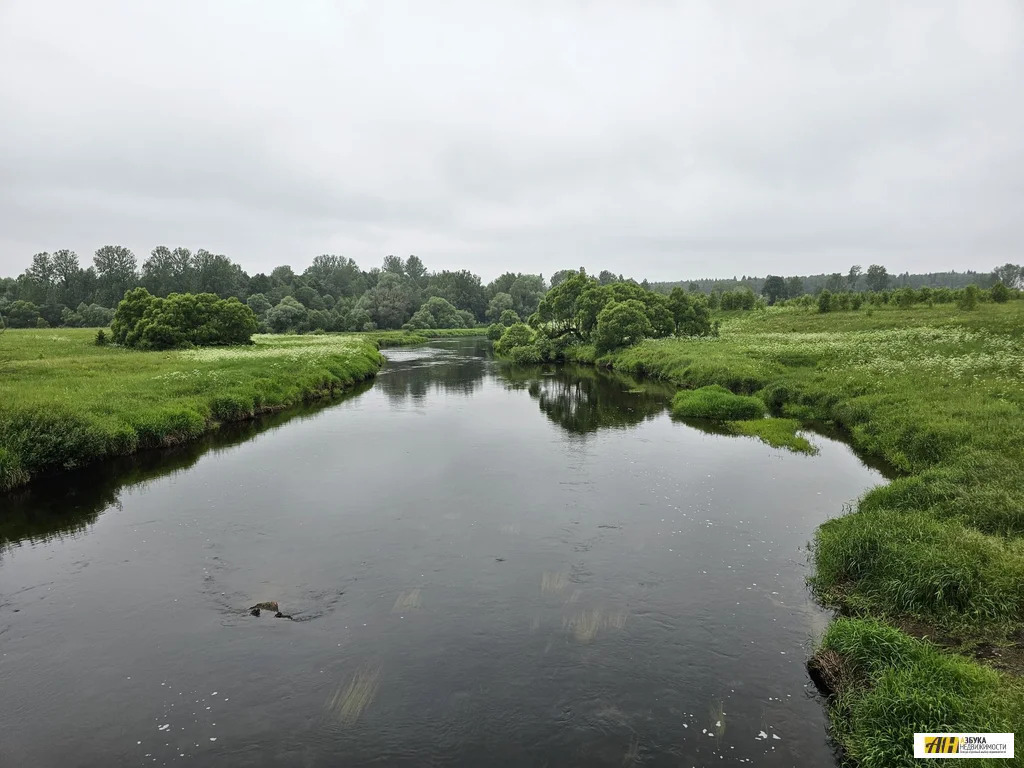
[1,0,1021,281]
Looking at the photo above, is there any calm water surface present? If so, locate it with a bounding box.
[0,338,885,767]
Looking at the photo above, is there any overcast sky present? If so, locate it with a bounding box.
[1,1,1021,282]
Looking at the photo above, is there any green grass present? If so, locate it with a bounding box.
[670,384,766,419]
[362,327,486,348]
[814,619,1023,768]
[588,301,1024,764]
[725,417,817,454]
[0,328,385,491]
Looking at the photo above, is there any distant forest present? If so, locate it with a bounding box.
[0,245,1020,331]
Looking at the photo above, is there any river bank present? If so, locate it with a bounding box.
[562,302,1024,767]
[0,329,386,492]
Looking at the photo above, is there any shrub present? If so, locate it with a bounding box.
[3,300,40,328]
[112,288,258,349]
[493,322,536,355]
[486,322,505,341]
[990,282,1010,303]
[671,385,766,420]
[498,308,520,326]
[957,285,980,311]
[894,287,916,308]
[94,329,108,346]
[817,290,834,313]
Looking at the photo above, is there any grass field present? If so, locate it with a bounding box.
[577,301,1024,766]
[0,329,385,491]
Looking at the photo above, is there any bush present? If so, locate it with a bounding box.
[486,322,505,341]
[498,308,520,326]
[112,288,258,349]
[94,329,108,346]
[493,322,536,355]
[3,300,40,328]
[817,290,833,313]
[671,385,766,420]
[990,282,1010,303]
[957,285,980,311]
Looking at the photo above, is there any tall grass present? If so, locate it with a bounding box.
[817,619,1023,768]
[0,329,384,491]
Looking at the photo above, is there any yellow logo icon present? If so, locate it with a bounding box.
[925,736,961,754]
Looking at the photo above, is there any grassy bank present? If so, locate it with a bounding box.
[575,302,1024,766]
[365,327,486,347]
[0,329,385,492]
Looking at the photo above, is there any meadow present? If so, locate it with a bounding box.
[0,329,388,492]
[576,301,1024,767]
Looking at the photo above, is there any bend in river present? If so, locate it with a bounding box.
[0,338,886,767]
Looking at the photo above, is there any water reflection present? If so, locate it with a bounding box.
[0,380,374,555]
[500,364,674,435]
[374,338,491,403]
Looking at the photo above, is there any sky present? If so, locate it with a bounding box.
[1,1,1021,283]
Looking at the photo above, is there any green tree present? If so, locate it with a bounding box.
[27,252,56,293]
[3,300,40,328]
[824,272,846,293]
[142,246,178,296]
[192,250,247,297]
[548,269,577,289]
[426,270,487,320]
[667,288,712,336]
[404,255,428,286]
[992,263,1021,289]
[990,282,1010,303]
[407,296,469,329]
[303,255,364,298]
[358,272,418,328]
[865,264,890,292]
[486,292,515,322]
[593,299,653,353]
[785,276,805,297]
[51,250,84,306]
[847,265,862,290]
[761,275,787,305]
[509,274,546,318]
[382,255,406,276]
[246,293,272,315]
[817,290,834,314]
[498,308,520,326]
[266,296,308,332]
[94,245,139,305]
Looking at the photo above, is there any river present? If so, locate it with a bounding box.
[0,338,885,767]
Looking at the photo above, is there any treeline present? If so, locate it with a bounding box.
[2,247,1020,332]
[651,263,1023,298]
[0,247,546,332]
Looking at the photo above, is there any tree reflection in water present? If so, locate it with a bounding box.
[499,363,674,436]
[0,380,375,555]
